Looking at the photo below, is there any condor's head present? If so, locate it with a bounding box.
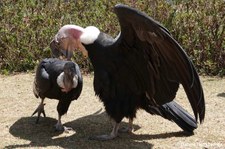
[50,25,100,60]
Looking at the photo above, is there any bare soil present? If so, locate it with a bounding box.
[0,73,224,149]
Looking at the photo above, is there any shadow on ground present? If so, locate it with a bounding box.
[217,92,225,98]
[6,109,190,149]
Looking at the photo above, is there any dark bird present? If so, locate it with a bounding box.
[32,58,83,131]
[50,4,205,140]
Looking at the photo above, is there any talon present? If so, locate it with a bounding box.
[118,126,133,133]
[63,126,74,133]
[118,119,133,133]
[54,123,73,133]
[89,121,120,141]
[32,102,46,124]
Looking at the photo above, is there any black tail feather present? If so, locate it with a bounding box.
[146,101,197,133]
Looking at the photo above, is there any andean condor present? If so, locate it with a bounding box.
[32,58,83,131]
[50,4,205,140]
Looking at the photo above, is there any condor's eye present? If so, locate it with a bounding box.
[56,41,64,50]
[55,41,60,48]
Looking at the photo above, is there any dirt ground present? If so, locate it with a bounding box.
[0,73,224,149]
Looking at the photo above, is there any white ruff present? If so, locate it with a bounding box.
[80,26,100,45]
[73,75,78,88]
[57,72,78,89]
[57,72,65,89]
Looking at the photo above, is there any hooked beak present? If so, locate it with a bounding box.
[50,39,88,60]
[50,39,74,60]
[77,40,88,59]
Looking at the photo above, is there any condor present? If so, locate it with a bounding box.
[32,58,82,131]
[50,4,205,140]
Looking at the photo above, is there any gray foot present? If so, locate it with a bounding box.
[54,123,73,133]
[32,103,46,124]
[118,126,133,133]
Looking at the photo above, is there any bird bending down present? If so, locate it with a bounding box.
[32,58,83,131]
[50,4,205,140]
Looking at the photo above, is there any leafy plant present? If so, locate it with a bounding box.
[0,0,224,75]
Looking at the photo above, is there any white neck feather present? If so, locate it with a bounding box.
[57,72,65,89]
[57,72,78,89]
[73,75,78,88]
[80,26,100,45]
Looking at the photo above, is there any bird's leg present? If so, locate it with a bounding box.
[118,118,133,133]
[55,114,64,131]
[31,98,46,124]
[54,114,73,132]
[89,121,120,141]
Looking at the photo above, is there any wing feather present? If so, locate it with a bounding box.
[33,59,51,98]
[114,4,205,123]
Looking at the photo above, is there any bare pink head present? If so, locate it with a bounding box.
[51,24,100,59]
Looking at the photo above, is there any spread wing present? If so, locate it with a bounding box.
[113,4,205,123]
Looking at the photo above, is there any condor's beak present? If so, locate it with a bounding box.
[50,39,88,60]
[50,39,74,60]
[77,40,88,59]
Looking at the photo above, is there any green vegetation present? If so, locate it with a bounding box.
[0,0,224,75]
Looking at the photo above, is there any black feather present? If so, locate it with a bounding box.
[51,4,205,134]
[146,101,197,133]
[82,4,205,133]
[33,58,83,116]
